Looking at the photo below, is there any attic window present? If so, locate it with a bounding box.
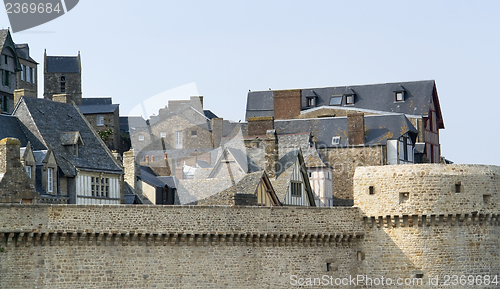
[345,94,355,105]
[395,91,405,102]
[306,97,316,107]
[138,135,144,141]
[332,136,341,145]
[290,181,302,197]
[329,95,342,106]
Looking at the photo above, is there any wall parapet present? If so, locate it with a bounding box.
[0,204,364,248]
[363,213,500,229]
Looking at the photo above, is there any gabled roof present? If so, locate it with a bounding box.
[275,114,417,148]
[0,29,21,71]
[208,147,261,178]
[269,149,315,206]
[177,171,279,206]
[15,44,37,63]
[14,97,123,177]
[0,115,46,150]
[45,56,79,73]
[60,131,84,146]
[246,80,442,122]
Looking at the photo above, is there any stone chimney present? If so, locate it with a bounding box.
[123,150,140,192]
[211,118,223,148]
[14,89,36,106]
[347,113,365,146]
[0,138,38,204]
[0,138,21,173]
[248,116,274,136]
[273,89,301,120]
[264,130,278,179]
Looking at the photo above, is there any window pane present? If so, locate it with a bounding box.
[329,96,342,106]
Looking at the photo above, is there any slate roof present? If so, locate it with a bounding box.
[176,171,267,205]
[15,44,37,63]
[269,149,315,206]
[204,110,218,119]
[78,104,119,114]
[274,114,417,148]
[120,116,148,133]
[45,56,79,73]
[208,147,262,178]
[246,80,439,120]
[81,98,112,105]
[14,97,123,177]
[0,115,46,150]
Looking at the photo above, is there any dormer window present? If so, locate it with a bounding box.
[332,136,341,145]
[61,131,84,157]
[47,168,54,193]
[329,95,342,106]
[306,97,316,108]
[345,94,355,105]
[395,90,405,101]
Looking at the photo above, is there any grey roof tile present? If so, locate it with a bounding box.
[246,80,437,120]
[78,104,119,114]
[81,98,112,105]
[16,97,122,177]
[0,115,46,150]
[46,56,79,73]
[275,114,417,148]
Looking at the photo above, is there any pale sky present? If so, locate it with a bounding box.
[2,1,499,165]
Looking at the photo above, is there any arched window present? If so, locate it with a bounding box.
[60,76,66,93]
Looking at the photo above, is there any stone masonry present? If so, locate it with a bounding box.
[0,164,499,288]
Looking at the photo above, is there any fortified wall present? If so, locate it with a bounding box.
[0,164,499,288]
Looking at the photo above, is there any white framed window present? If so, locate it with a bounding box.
[160,132,166,138]
[96,115,104,126]
[395,91,404,102]
[47,168,54,193]
[21,65,25,81]
[138,135,145,141]
[332,136,341,145]
[25,166,31,178]
[175,131,183,149]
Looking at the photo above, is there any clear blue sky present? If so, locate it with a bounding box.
[1,1,499,165]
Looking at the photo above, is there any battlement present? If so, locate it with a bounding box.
[354,164,500,217]
[0,204,364,248]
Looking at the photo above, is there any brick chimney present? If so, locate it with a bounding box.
[264,130,278,179]
[211,117,223,148]
[273,89,301,120]
[248,116,274,136]
[347,113,365,146]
